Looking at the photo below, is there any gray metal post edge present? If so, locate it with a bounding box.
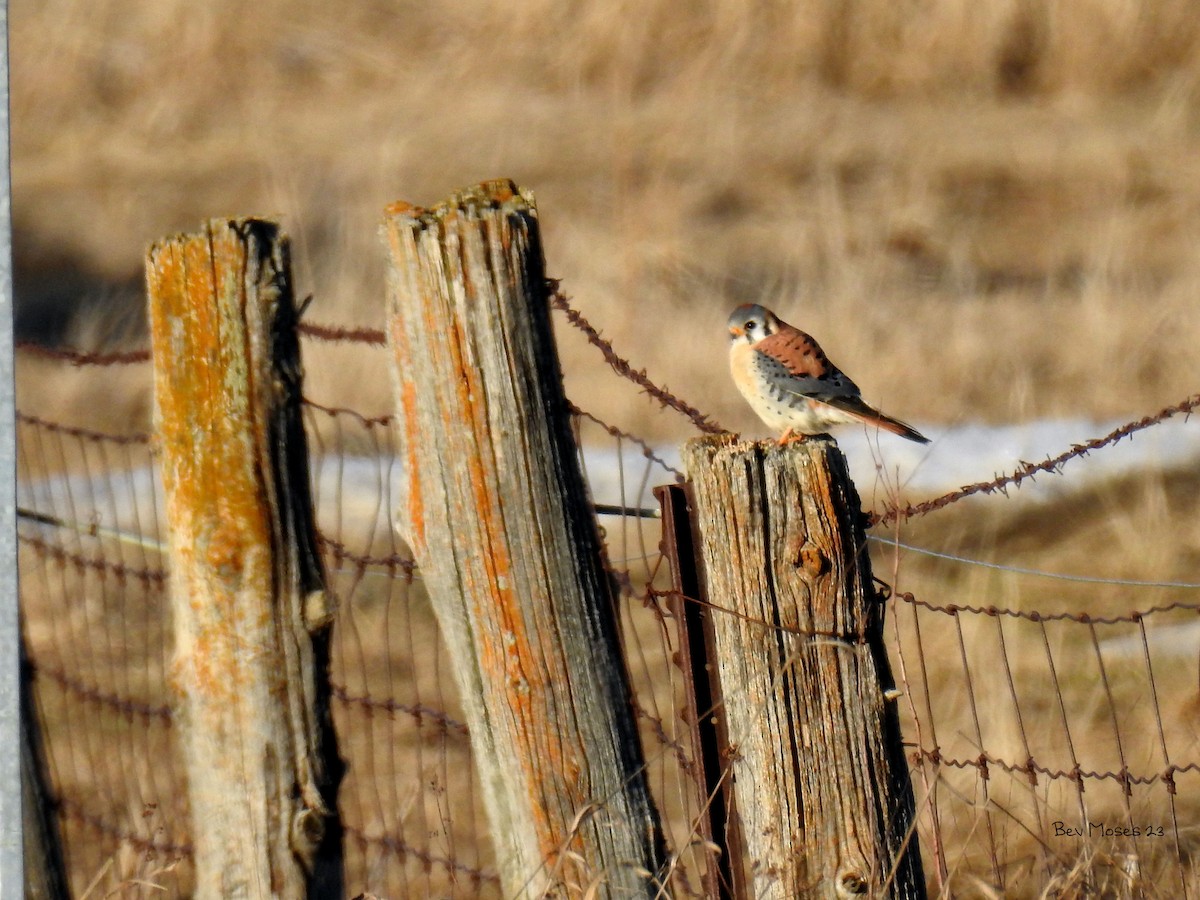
[0,0,22,894]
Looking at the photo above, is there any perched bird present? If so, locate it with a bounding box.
[728,303,929,445]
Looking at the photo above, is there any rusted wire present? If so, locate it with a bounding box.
[329,683,468,736]
[14,319,387,365]
[302,397,394,429]
[17,411,151,445]
[318,532,416,576]
[297,321,387,346]
[31,660,172,724]
[569,402,685,482]
[897,593,1200,625]
[19,300,1200,893]
[19,532,167,585]
[342,823,500,886]
[634,704,697,776]
[871,392,1200,526]
[16,341,151,366]
[911,748,1199,788]
[57,794,193,857]
[547,280,726,435]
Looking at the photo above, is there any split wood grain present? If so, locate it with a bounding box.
[383,180,666,898]
[682,433,924,899]
[147,219,340,900]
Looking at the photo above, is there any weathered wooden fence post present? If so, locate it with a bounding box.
[681,434,924,899]
[383,180,666,897]
[147,219,342,899]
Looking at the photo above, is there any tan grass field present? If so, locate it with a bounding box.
[12,1,1200,896]
[13,0,1200,435]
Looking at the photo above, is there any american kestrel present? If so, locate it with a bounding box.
[728,303,929,445]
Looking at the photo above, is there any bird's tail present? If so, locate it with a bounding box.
[872,411,931,444]
[833,396,931,444]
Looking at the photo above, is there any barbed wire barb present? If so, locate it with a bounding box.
[871,392,1200,525]
[547,279,726,435]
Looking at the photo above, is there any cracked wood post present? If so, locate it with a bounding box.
[681,434,925,899]
[147,219,342,899]
[383,180,666,897]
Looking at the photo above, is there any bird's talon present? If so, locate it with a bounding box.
[778,429,807,446]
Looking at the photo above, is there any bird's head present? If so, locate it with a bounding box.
[727,304,780,345]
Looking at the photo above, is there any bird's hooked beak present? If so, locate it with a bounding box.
[729,324,745,338]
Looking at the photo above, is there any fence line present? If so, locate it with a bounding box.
[297,321,387,346]
[19,350,1199,897]
[870,536,1200,588]
[14,343,151,366]
[15,204,1199,897]
[548,281,727,435]
[871,392,1200,526]
[898,595,1200,625]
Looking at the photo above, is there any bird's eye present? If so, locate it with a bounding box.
[746,320,758,331]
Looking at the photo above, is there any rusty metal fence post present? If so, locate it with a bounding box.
[655,482,743,900]
[146,219,343,899]
[383,180,666,897]
[678,434,925,899]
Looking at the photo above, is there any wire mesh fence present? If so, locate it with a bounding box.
[891,589,1199,895]
[15,288,1200,897]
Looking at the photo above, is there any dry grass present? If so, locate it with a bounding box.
[13,1,1200,897]
[12,0,1200,439]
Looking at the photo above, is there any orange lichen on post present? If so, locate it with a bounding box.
[398,380,425,552]
[382,181,664,897]
[148,225,272,705]
[147,219,335,899]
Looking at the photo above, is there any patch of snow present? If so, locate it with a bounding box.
[578,416,1200,512]
[17,415,1197,544]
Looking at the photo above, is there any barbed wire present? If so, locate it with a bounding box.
[19,532,167,585]
[634,705,697,777]
[17,411,151,446]
[897,593,1200,625]
[302,397,394,428]
[57,795,193,858]
[14,319,389,366]
[912,748,1198,793]
[329,683,468,736]
[342,824,500,887]
[569,402,686,482]
[31,660,172,723]
[870,392,1200,526]
[297,321,386,346]
[24,491,1197,632]
[547,280,726,435]
[16,341,151,366]
[318,532,416,577]
[18,295,1200,893]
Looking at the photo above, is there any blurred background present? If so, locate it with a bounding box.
[12,0,1200,442]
